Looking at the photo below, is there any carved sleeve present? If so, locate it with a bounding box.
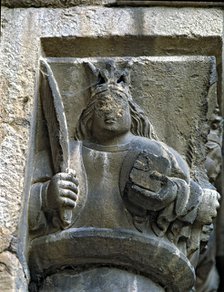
[28,150,53,233]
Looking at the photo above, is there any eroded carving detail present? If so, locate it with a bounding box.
[2,0,114,8]
[28,60,220,292]
[205,107,222,184]
[197,106,223,292]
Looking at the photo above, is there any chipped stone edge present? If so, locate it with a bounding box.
[2,0,224,8]
[1,0,116,8]
[116,1,224,7]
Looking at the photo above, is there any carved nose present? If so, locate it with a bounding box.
[105,113,115,121]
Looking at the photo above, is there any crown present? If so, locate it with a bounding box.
[84,60,133,101]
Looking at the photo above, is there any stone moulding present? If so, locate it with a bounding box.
[29,227,195,291]
[2,0,224,7]
[116,1,224,7]
[1,0,116,8]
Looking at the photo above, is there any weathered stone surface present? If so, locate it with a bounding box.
[28,57,221,291]
[1,4,223,292]
[2,0,115,7]
[48,56,216,184]
[1,3,222,241]
[41,7,223,38]
[2,0,224,8]
[116,1,224,7]
[41,267,164,292]
[0,251,26,292]
[2,6,222,39]
[29,228,195,290]
[0,228,12,253]
[0,11,38,233]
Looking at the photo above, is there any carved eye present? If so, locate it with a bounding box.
[117,75,126,84]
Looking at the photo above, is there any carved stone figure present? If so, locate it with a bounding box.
[197,107,223,292]
[28,60,220,292]
[205,107,222,185]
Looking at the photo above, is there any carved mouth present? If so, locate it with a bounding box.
[104,118,116,124]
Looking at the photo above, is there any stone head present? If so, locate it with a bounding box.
[75,61,157,141]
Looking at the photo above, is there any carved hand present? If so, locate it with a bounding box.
[130,175,178,212]
[45,172,79,213]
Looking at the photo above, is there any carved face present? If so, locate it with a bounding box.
[91,92,132,139]
[197,189,220,225]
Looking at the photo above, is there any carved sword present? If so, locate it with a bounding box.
[40,58,73,229]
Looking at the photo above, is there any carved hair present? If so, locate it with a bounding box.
[74,89,157,141]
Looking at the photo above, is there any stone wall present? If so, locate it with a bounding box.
[0,2,223,291]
